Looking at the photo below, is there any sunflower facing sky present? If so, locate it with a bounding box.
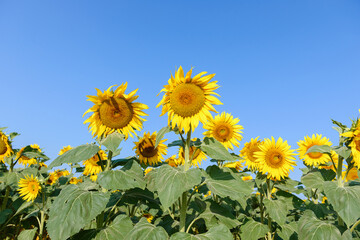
[0,131,13,163]
[83,83,149,139]
[178,141,207,167]
[157,66,222,133]
[83,150,107,176]
[254,137,297,180]
[297,134,334,167]
[133,132,168,166]
[18,175,41,202]
[240,137,263,171]
[203,112,243,150]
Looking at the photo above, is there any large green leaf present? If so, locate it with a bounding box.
[204,166,252,203]
[18,227,37,240]
[155,126,171,148]
[97,160,145,191]
[306,145,332,155]
[124,218,168,240]
[278,222,298,240]
[333,146,351,160]
[198,201,240,229]
[240,219,269,240]
[94,215,133,240]
[49,144,100,168]
[0,209,12,225]
[324,181,360,227]
[263,198,287,225]
[47,184,110,240]
[155,165,202,210]
[200,137,234,161]
[301,169,335,191]
[99,132,124,153]
[298,210,341,240]
[170,224,233,240]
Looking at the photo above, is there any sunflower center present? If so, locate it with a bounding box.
[213,123,233,142]
[266,151,285,168]
[28,182,39,193]
[355,139,360,152]
[0,138,7,155]
[99,97,134,129]
[170,83,205,117]
[139,143,158,158]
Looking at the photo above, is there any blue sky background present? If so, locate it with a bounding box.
[1,1,359,180]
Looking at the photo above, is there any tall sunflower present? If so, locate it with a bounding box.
[133,132,167,166]
[297,134,334,167]
[17,145,40,167]
[83,150,107,175]
[18,175,41,202]
[157,66,222,133]
[254,137,297,180]
[178,141,207,167]
[0,131,13,163]
[203,112,243,150]
[83,83,149,139]
[240,137,263,171]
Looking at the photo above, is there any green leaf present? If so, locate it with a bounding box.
[99,132,124,152]
[97,160,146,191]
[298,210,341,240]
[301,169,335,192]
[200,137,234,161]
[204,166,253,203]
[263,198,287,225]
[47,184,110,240]
[198,201,240,229]
[155,126,171,148]
[278,222,298,240]
[333,146,351,160]
[125,218,168,240]
[94,215,133,240]
[167,140,183,148]
[0,209,12,225]
[18,227,37,240]
[170,224,233,240]
[49,144,100,168]
[324,181,360,227]
[111,157,136,168]
[240,219,269,240]
[155,165,202,210]
[306,145,332,155]
[5,168,38,188]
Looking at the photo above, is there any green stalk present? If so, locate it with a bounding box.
[350,219,360,232]
[105,150,113,171]
[336,137,345,227]
[259,192,264,224]
[1,159,14,211]
[266,178,273,239]
[38,190,46,239]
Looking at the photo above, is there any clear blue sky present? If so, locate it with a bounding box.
[1,1,359,180]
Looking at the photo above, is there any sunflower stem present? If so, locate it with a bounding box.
[259,192,264,224]
[266,178,273,239]
[39,190,46,240]
[97,152,105,172]
[105,150,113,171]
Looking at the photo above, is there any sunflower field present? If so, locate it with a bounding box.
[1,66,360,240]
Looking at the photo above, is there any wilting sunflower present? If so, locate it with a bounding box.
[223,161,243,171]
[83,83,149,139]
[157,66,222,133]
[297,134,334,167]
[254,137,297,180]
[59,145,73,155]
[203,112,243,150]
[165,155,182,167]
[83,150,107,175]
[0,131,13,163]
[17,145,40,167]
[178,141,207,167]
[240,137,263,171]
[133,132,167,166]
[18,175,41,202]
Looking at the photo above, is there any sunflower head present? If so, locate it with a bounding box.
[142,213,154,223]
[297,134,333,167]
[178,140,207,167]
[69,177,83,184]
[240,137,263,171]
[223,161,243,171]
[157,66,222,133]
[203,112,243,150]
[83,83,149,140]
[17,146,37,167]
[343,167,359,182]
[83,150,107,175]
[242,175,253,181]
[18,175,41,202]
[144,167,153,176]
[254,137,297,181]
[133,132,167,166]
[0,131,13,163]
[59,145,73,155]
[165,155,182,167]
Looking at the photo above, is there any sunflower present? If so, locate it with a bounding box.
[297,134,335,167]
[17,146,38,167]
[203,112,243,150]
[133,132,167,166]
[204,191,212,198]
[46,170,70,185]
[142,213,154,223]
[18,175,41,202]
[157,66,222,133]
[144,167,153,176]
[83,83,149,139]
[254,137,297,180]
[69,177,83,184]
[59,145,73,155]
[347,136,360,168]
[165,155,182,167]
[0,131,13,163]
[240,137,263,171]
[178,141,207,167]
[83,150,107,175]
[343,167,359,182]
[223,161,243,171]
[90,174,98,182]
[242,175,253,181]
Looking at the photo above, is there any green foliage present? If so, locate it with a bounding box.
[155,126,171,148]
[99,132,124,152]
[240,218,270,240]
[170,224,233,240]
[200,137,235,161]
[263,198,287,225]
[94,215,133,240]
[125,218,168,240]
[18,227,37,240]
